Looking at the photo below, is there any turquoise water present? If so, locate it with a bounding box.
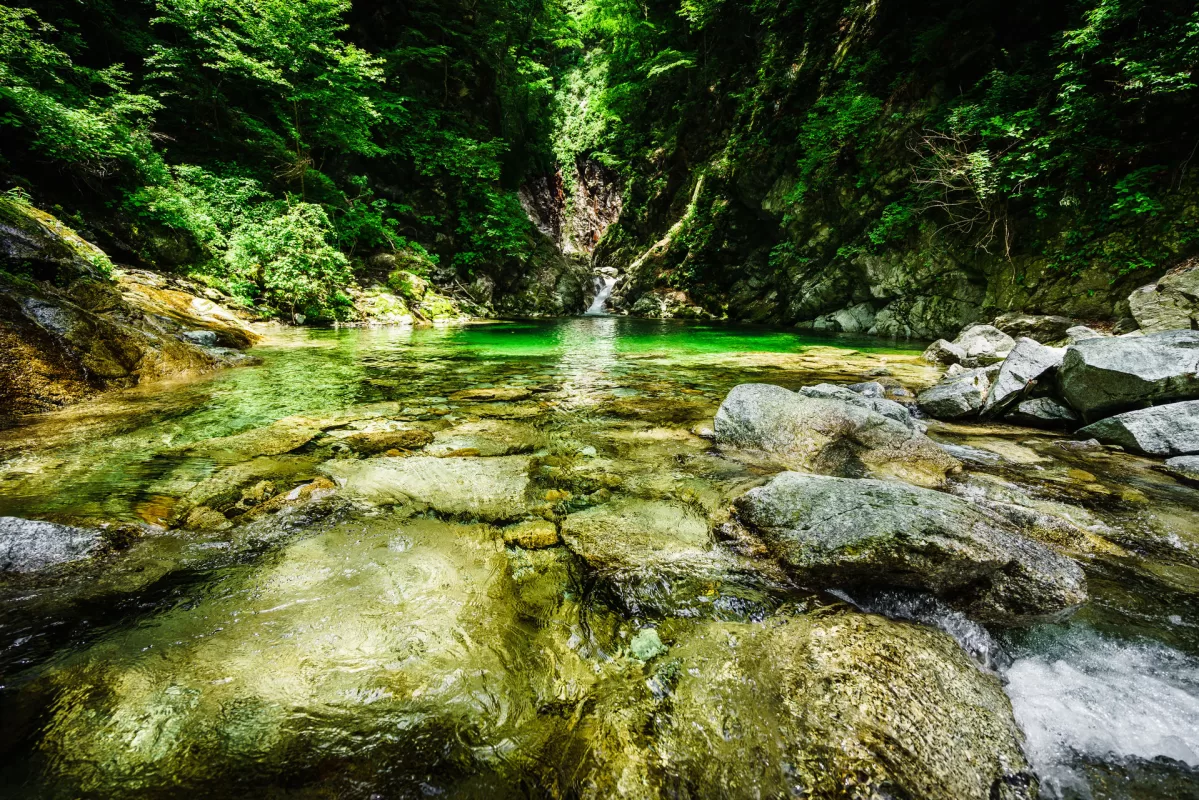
[1,318,1198,799]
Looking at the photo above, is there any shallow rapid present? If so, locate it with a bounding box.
[1,317,1198,799]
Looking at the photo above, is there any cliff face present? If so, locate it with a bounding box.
[579,0,1199,336]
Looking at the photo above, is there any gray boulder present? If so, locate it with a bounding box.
[917,366,996,420]
[993,312,1075,343]
[715,384,960,487]
[981,337,1065,417]
[954,324,1016,362]
[1128,262,1199,333]
[1065,325,1107,344]
[1076,401,1199,456]
[0,517,100,572]
[734,473,1087,626]
[1058,330,1199,418]
[1003,397,1080,430]
[181,329,219,347]
[797,382,920,431]
[922,338,966,366]
[1162,455,1199,486]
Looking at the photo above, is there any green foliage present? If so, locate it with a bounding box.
[224,203,351,316]
[788,81,882,201]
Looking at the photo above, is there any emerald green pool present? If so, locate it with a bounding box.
[1,318,1198,799]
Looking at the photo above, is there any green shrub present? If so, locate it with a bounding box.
[225,203,351,318]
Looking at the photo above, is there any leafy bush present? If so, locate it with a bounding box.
[225,203,351,317]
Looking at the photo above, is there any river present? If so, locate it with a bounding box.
[1,318,1198,798]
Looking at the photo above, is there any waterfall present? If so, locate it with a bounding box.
[585,274,617,315]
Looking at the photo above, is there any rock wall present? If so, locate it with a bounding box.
[0,198,258,422]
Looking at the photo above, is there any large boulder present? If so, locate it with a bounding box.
[321,455,532,520]
[980,337,1065,417]
[714,384,960,488]
[954,324,1015,363]
[1128,259,1199,333]
[993,312,1075,343]
[1057,330,1199,419]
[734,472,1087,625]
[917,366,996,420]
[1075,401,1199,456]
[1003,397,1080,430]
[0,516,100,572]
[1162,455,1199,486]
[658,613,1037,800]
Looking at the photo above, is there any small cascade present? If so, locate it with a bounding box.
[585,274,617,315]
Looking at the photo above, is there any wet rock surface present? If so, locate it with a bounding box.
[918,365,996,419]
[0,516,100,572]
[735,472,1088,625]
[715,383,960,487]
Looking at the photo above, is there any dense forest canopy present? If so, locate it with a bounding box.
[2,0,1196,321]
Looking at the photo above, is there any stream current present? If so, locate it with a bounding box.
[2,317,1199,798]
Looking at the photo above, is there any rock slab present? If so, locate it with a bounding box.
[1076,401,1199,456]
[1058,330,1199,418]
[734,472,1087,625]
[715,383,960,487]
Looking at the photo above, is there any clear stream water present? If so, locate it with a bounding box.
[1,317,1198,798]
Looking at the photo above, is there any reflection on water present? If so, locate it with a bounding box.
[0,317,1198,799]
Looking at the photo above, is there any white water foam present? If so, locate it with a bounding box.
[585,275,617,315]
[1003,629,1199,796]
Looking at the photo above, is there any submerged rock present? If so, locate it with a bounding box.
[981,337,1066,417]
[1058,330,1199,418]
[917,366,996,420]
[1076,401,1199,456]
[1004,397,1080,430]
[0,516,100,572]
[715,383,960,487]
[341,428,434,456]
[185,417,321,461]
[734,473,1087,625]
[658,613,1036,800]
[322,455,532,520]
[449,387,533,402]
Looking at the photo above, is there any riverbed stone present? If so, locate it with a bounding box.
[1066,325,1107,344]
[185,417,321,461]
[449,387,533,402]
[658,612,1036,800]
[1058,331,1199,419]
[1076,401,1199,456]
[922,338,966,366]
[734,472,1087,625]
[954,324,1015,362]
[917,366,995,419]
[0,516,100,572]
[322,455,532,520]
[342,428,434,455]
[1004,397,1080,430]
[981,337,1066,417]
[715,383,960,487]
[501,519,560,549]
